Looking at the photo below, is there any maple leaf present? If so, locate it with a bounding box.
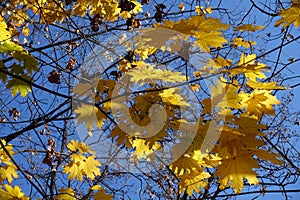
[0,41,23,53]
[230,53,267,81]
[159,88,190,107]
[74,104,106,130]
[12,52,38,74]
[131,138,160,160]
[82,156,101,180]
[232,38,257,48]
[242,90,281,117]
[6,78,32,97]
[194,31,227,52]
[0,184,29,200]
[127,63,186,85]
[0,16,11,42]
[109,126,132,148]
[178,170,210,196]
[67,140,93,154]
[234,24,265,32]
[246,80,285,90]
[215,149,260,193]
[275,5,300,28]
[63,160,84,181]
[90,185,113,200]
[56,188,76,200]
[0,165,18,183]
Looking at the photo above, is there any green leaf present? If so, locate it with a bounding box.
[0,41,23,53]
[13,51,38,74]
[6,77,32,97]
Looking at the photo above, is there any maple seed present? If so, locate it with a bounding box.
[48,70,61,84]
[66,57,76,71]
[9,108,20,120]
[142,0,149,5]
[119,0,136,12]
[154,4,166,23]
[91,23,99,32]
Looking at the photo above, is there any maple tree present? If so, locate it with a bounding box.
[1,0,300,199]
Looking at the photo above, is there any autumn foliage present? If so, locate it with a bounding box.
[1,0,300,199]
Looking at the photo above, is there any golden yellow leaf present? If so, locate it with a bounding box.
[127,63,186,85]
[178,170,210,196]
[131,138,160,160]
[56,188,76,200]
[74,104,106,130]
[215,149,259,193]
[275,5,300,28]
[234,24,265,32]
[242,90,281,116]
[246,80,285,90]
[232,38,257,48]
[0,16,11,42]
[0,165,18,183]
[0,184,29,200]
[82,156,101,180]
[194,31,227,52]
[159,88,190,107]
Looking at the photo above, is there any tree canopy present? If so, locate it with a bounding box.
[0,0,300,199]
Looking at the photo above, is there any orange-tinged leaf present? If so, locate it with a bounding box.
[94,189,113,200]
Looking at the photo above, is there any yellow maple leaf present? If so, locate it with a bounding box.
[234,24,265,32]
[56,188,76,200]
[127,63,186,85]
[90,185,113,200]
[159,88,190,107]
[241,90,281,117]
[67,140,94,154]
[232,38,257,48]
[232,53,267,81]
[215,149,260,193]
[0,16,11,42]
[131,138,160,160]
[82,156,101,180]
[275,5,300,28]
[194,31,227,52]
[63,160,84,181]
[178,170,210,195]
[246,80,285,90]
[74,104,106,130]
[0,165,18,183]
[0,184,29,200]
